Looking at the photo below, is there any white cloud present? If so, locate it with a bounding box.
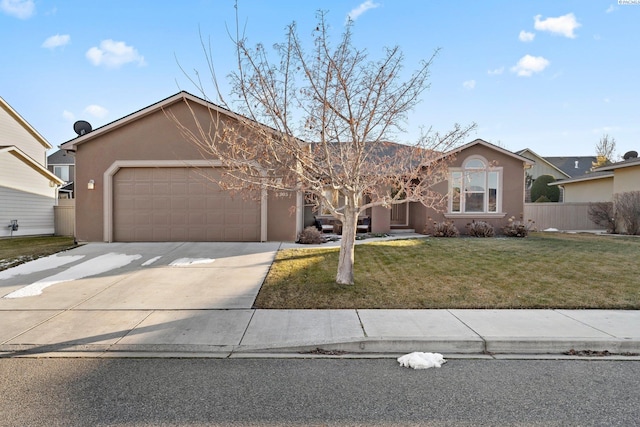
[347,0,380,22]
[84,104,108,118]
[1,0,35,19]
[519,30,535,42]
[463,80,476,90]
[487,67,504,76]
[510,54,550,77]
[591,126,621,134]
[534,13,581,38]
[62,110,75,121]
[42,34,70,49]
[86,39,146,68]
[606,5,616,13]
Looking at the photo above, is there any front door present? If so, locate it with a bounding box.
[390,202,408,226]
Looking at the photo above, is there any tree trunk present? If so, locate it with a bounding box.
[336,207,358,285]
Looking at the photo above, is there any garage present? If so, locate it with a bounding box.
[112,167,261,242]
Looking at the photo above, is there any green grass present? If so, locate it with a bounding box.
[0,236,77,271]
[255,232,640,309]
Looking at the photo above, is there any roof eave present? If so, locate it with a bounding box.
[0,96,52,150]
[1,146,65,185]
[444,139,534,165]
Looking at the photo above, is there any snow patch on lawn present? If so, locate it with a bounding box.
[398,352,447,369]
[3,253,142,299]
[169,258,215,267]
[0,254,85,281]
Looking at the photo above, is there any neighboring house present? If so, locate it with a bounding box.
[517,148,571,181]
[548,172,614,203]
[544,156,597,178]
[594,152,640,194]
[544,152,640,233]
[517,148,597,202]
[0,96,64,237]
[60,92,533,242]
[550,152,640,203]
[47,149,75,198]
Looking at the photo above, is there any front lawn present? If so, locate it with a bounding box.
[255,232,640,309]
[0,236,77,271]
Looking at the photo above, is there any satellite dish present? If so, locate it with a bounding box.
[623,151,638,160]
[73,120,93,136]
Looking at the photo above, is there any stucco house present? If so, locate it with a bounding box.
[60,92,532,242]
[60,92,300,243]
[412,139,533,234]
[0,96,64,237]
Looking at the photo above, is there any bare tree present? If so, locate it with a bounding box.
[614,191,640,235]
[592,134,617,169]
[169,8,474,285]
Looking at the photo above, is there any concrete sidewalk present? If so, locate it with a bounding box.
[1,239,639,359]
[2,308,639,359]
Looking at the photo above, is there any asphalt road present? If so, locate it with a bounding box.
[1,358,639,426]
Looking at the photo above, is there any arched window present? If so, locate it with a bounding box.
[450,156,501,214]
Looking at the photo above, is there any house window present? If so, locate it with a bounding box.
[450,157,501,214]
[53,165,70,182]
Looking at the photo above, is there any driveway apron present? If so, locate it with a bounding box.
[0,242,279,353]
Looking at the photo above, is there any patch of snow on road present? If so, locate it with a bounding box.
[169,258,215,267]
[142,256,162,266]
[2,253,142,299]
[0,254,85,281]
[397,352,446,369]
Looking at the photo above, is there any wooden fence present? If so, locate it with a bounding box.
[54,199,75,237]
[523,202,605,231]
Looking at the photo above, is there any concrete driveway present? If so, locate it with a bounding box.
[1,242,282,355]
[0,242,280,310]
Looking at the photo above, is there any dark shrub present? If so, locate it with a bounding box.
[534,195,551,203]
[531,175,560,202]
[588,201,617,233]
[614,191,640,235]
[466,220,494,237]
[297,226,326,244]
[503,216,535,237]
[428,221,460,237]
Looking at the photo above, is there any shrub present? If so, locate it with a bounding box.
[531,175,560,202]
[588,201,617,233]
[466,220,494,237]
[614,191,640,235]
[503,216,535,237]
[428,220,460,237]
[297,226,326,244]
[534,195,551,203]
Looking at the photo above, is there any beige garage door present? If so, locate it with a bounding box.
[113,167,260,242]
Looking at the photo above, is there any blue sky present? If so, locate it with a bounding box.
[1,0,638,157]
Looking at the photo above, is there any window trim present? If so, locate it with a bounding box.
[448,155,504,216]
[53,165,70,182]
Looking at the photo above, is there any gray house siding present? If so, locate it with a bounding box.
[0,186,55,237]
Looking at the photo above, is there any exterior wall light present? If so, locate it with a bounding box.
[88,179,95,190]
